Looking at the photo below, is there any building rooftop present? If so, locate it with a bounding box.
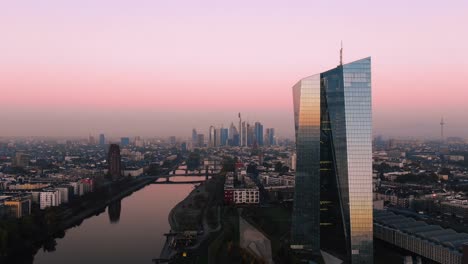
[374,210,468,252]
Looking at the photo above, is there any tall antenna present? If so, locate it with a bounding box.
[340,41,343,66]
[440,117,445,142]
[238,113,242,147]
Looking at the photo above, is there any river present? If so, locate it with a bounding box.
[33,176,204,264]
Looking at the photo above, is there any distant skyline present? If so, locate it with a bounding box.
[1,1,467,139]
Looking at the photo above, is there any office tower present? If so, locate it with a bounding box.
[232,134,240,146]
[215,128,222,147]
[265,128,275,146]
[254,122,264,146]
[88,135,96,145]
[120,137,130,146]
[230,130,238,146]
[247,123,254,146]
[228,123,235,141]
[241,122,247,146]
[209,126,215,147]
[229,123,239,146]
[270,128,275,145]
[99,133,105,145]
[291,57,373,263]
[197,134,205,148]
[238,113,242,147]
[440,117,445,142]
[192,129,197,145]
[134,136,144,147]
[220,128,229,146]
[107,144,122,181]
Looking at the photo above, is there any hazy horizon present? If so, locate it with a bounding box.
[1,1,467,139]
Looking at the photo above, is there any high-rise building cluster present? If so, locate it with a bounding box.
[87,133,144,148]
[191,113,276,148]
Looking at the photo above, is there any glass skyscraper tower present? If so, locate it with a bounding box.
[292,57,373,263]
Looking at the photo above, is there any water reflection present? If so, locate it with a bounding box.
[108,199,122,224]
[33,178,203,264]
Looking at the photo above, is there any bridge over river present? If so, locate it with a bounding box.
[145,166,220,184]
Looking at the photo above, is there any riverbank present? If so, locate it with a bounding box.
[159,174,225,262]
[0,176,159,264]
[33,176,198,264]
[60,176,157,229]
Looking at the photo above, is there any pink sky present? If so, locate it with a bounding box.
[1,0,467,139]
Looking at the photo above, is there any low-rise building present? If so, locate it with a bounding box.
[4,195,32,218]
[264,186,294,202]
[260,173,295,187]
[373,171,380,191]
[13,152,30,168]
[8,183,50,190]
[374,210,468,264]
[224,172,259,205]
[0,181,10,190]
[69,179,94,196]
[39,189,61,209]
[70,182,83,196]
[80,178,94,194]
[229,188,259,204]
[439,200,468,219]
[56,186,73,204]
[446,155,465,162]
[123,167,144,177]
[383,171,410,181]
[374,192,413,208]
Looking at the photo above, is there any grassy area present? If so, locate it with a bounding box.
[171,175,225,231]
[171,187,205,231]
[206,207,218,229]
[241,206,296,263]
[242,206,292,244]
[207,206,241,264]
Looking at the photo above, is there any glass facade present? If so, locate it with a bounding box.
[254,122,264,146]
[292,57,373,263]
[292,74,321,253]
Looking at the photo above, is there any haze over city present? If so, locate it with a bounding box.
[3,1,468,264]
[1,0,467,139]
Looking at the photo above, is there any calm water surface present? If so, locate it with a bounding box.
[34,176,202,264]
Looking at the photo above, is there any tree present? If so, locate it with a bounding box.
[274,162,283,172]
[187,152,201,171]
[0,229,7,256]
[146,163,160,175]
[221,157,236,172]
[246,164,257,174]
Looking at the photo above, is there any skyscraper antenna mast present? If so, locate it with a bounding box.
[340,41,343,66]
[440,117,445,142]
